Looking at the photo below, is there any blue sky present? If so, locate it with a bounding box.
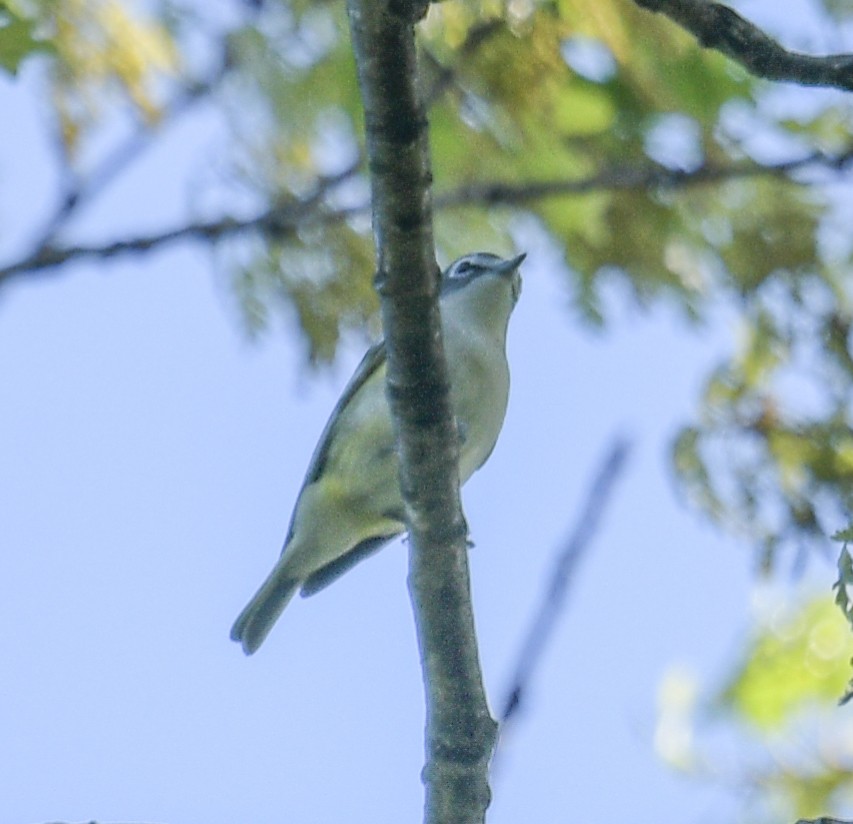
[0,17,827,824]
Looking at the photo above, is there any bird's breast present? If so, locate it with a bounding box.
[446,327,510,482]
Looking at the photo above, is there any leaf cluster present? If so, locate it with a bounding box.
[661,595,853,823]
[0,0,55,73]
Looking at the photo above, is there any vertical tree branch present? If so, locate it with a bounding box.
[344,1,497,822]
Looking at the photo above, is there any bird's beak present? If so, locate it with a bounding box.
[496,252,527,275]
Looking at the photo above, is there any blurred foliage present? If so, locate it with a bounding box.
[233,220,380,362]
[721,597,853,726]
[673,265,853,570]
[33,0,180,153]
[657,593,853,823]
[0,1,54,73]
[8,0,853,629]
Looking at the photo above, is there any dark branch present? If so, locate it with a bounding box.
[4,147,850,286]
[795,819,853,824]
[345,1,496,823]
[634,0,853,90]
[0,165,362,286]
[497,438,632,731]
[436,147,853,208]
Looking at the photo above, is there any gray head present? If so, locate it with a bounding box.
[441,252,526,303]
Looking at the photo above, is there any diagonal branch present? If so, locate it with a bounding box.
[633,0,853,90]
[32,45,233,253]
[498,438,632,733]
[421,18,505,106]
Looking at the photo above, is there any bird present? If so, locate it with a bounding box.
[231,251,525,654]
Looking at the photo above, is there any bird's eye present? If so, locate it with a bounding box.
[453,260,474,277]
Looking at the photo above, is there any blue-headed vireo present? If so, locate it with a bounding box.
[231,252,525,654]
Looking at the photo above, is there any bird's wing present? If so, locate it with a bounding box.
[282,339,387,545]
[299,533,394,596]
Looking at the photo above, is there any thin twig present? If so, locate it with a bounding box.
[497,437,633,730]
[421,18,505,106]
[436,147,853,209]
[31,55,232,252]
[0,164,362,285]
[3,147,851,286]
[27,14,487,256]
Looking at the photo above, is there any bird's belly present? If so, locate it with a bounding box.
[450,344,509,482]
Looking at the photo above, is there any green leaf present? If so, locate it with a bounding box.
[0,6,53,74]
[834,546,853,626]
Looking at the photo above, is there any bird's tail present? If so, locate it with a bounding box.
[230,565,300,655]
